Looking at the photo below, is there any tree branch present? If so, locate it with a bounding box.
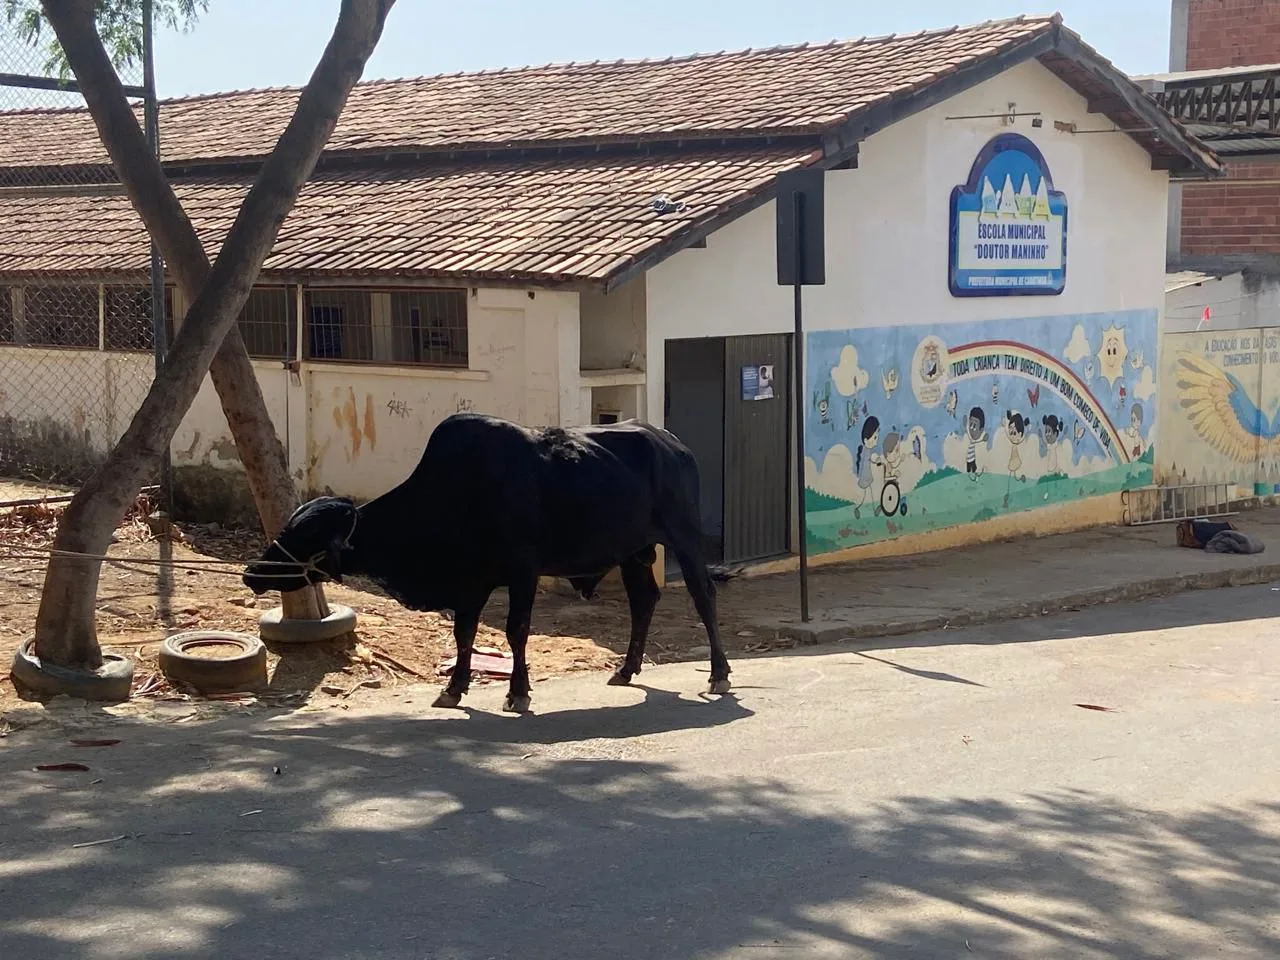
[40,0,292,542]
[33,0,396,666]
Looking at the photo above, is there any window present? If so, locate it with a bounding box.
[305,289,367,361]
[390,290,468,367]
[103,285,176,352]
[0,287,12,343]
[23,285,98,348]
[238,287,293,360]
[303,287,468,367]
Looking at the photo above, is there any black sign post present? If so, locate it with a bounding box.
[775,169,825,624]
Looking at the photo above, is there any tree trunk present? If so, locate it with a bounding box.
[209,332,329,619]
[34,0,395,668]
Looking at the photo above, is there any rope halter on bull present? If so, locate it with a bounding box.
[268,511,359,580]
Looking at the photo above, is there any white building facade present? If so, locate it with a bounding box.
[0,14,1217,572]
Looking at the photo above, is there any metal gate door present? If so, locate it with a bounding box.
[723,333,791,563]
[664,337,727,564]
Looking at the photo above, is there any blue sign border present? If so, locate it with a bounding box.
[948,133,1068,298]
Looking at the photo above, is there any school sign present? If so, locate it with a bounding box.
[949,133,1068,297]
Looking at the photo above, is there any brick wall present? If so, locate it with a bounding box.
[1182,158,1280,254]
[1185,0,1280,70]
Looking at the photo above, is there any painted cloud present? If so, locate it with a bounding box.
[830,345,870,397]
[1064,324,1091,365]
[1134,364,1156,402]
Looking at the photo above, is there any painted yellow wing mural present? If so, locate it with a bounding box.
[1174,351,1280,463]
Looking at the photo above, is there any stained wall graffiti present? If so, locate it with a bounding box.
[804,309,1158,553]
[1156,327,1280,496]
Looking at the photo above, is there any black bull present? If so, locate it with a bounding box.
[243,413,731,713]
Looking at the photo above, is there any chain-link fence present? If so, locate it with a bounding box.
[0,12,164,495]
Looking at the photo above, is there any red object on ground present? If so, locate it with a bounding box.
[436,646,513,679]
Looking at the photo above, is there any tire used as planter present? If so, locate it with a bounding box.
[10,638,134,702]
[158,631,267,694]
[257,604,358,645]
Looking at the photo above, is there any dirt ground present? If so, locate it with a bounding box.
[0,483,787,720]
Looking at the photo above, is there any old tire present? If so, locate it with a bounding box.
[258,604,358,644]
[158,631,267,694]
[10,639,134,702]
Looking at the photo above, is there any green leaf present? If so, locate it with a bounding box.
[3,1,208,81]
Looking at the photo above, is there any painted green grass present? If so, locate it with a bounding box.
[806,457,1152,553]
[805,488,852,512]
[916,466,962,488]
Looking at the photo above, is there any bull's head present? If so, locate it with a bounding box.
[243,496,359,595]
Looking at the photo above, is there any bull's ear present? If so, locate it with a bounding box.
[325,537,345,583]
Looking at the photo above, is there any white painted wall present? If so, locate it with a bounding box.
[580,277,646,371]
[3,287,583,507]
[1165,271,1280,335]
[173,362,291,473]
[0,348,151,455]
[170,287,583,503]
[1165,273,1246,334]
[645,58,1170,424]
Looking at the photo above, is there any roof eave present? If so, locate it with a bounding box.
[602,18,1226,292]
[601,18,1228,291]
[1047,25,1222,179]
[600,25,1073,293]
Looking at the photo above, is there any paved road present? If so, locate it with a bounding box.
[2,585,1279,959]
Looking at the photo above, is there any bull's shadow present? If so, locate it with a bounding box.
[438,684,753,745]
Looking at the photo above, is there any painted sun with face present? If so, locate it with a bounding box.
[1096,325,1129,387]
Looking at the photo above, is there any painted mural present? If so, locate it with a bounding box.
[1156,327,1280,495]
[804,309,1158,553]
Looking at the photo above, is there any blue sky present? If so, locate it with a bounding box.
[153,0,1174,97]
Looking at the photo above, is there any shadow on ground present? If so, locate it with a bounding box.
[1,694,1276,959]
[768,582,1280,663]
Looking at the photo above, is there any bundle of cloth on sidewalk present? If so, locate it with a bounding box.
[1175,519,1266,554]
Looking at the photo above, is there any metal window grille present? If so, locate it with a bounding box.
[238,286,294,360]
[305,289,363,361]
[0,285,12,343]
[304,287,468,366]
[104,284,173,353]
[391,290,468,367]
[23,285,100,349]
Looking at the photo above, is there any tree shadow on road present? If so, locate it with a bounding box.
[1,709,1277,959]
[767,582,1280,665]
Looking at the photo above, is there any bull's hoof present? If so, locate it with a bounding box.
[607,670,633,686]
[432,690,463,709]
[503,694,532,714]
[707,678,732,695]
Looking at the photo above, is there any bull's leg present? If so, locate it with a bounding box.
[674,547,732,695]
[609,551,660,686]
[432,601,483,709]
[502,573,538,714]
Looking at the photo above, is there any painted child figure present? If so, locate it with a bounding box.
[854,416,883,519]
[1005,410,1029,482]
[1126,402,1145,459]
[1040,414,1065,476]
[882,430,904,482]
[964,407,986,481]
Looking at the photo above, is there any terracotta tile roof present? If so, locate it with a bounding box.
[0,14,1219,286]
[0,146,819,284]
[0,15,1059,169]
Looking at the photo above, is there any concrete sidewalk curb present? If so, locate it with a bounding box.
[774,561,1280,646]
